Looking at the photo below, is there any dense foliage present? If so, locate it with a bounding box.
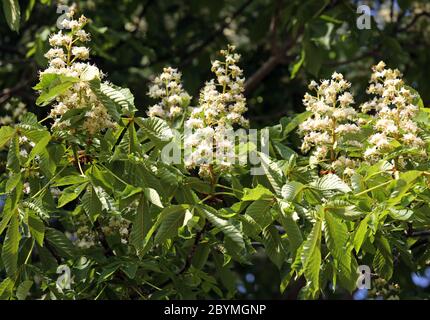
[1,0,430,300]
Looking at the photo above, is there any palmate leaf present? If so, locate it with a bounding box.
[22,198,49,219]
[301,217,322,297]
[0,126,15,148]
[81,186,102,222]
[7,134,20,173]
[45,228,77,258]
[281,181,304,201]
[280,111,312,138]
[257,152,284,196]
[57,183,88,208]
[241,184,274,201]
[135,117,173,145]
[89,81,120,121]
[323,210,357,292]
[262,225,287,269]
[35,74,79,106]
[0,277,14,300]
[130,196,150,258]
[144,187,163,208]
[198,205,245,252]
[90,81,136,120]
[2,0,21,32]
[27,212,45,246]
[373,234,393,280]
[313,174,351,194]
[324,200,363,221]
[24,130,51,165]
[1,214,21,277]
[276,201,303,256]
[353,215,370,253]
[15,280,33,300]
[92,186,118,213]
[244,200,273,230]
[388,207,414,221]
[154,205,189,245]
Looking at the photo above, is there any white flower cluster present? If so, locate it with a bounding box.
[0,101,27,126]
[75,225,96,249]
[73,215,130,249]
[299,72,361,173]
[361,61,426,162]
[39,9,115,135]
[184,45,248,178]
[147,67,191,121]
[101,216,130,244]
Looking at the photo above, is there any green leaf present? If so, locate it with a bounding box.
[0,278,14,300]
[280,111,311,137]
[7,134,20,173]
[373,234,393,280]
[257,152,284,196]
[245,199,273,230]
[0,126,15,148]
[353,215,369,253]
[89,81,120,121]
[2,0,21,32]
[22,199,48,219]
[16,280,33,300]
[301,218,322,297]
[90,81,136,121]
[27,212,45,246]
[241,185,274,201]
[281,181,304,201]
[53,174,88,187]
[81,186,102,222]
[290,49,305,79]
[314,174,351,193]
[135,117,173,144]
[36,81,75,106]
[45,228,77,258]
[1,214,21,277]
[25,130,51,165]
[277,204,303,256]
[324,201,363,221]
[57,183,88,208]
[388,208,414,221]
[324,210,357,292]
[130,197,150,258]
[92,186,118,213]
[144,187,163,208]
[198,206,245,252]
[5,172,21,193]
[262,225,286,269]
[154,205,188,244]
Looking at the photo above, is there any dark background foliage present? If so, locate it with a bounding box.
[2,0,430,127]
[1,0,430,299]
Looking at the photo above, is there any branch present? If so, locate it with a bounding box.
[146,222,208,295]
[398,11,430,32]
[244,55,281,96]
[180,0,255,67]
[408,230,430,238]
[93,220,115,257]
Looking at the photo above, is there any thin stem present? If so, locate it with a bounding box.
[355,180,392,197]
[24,239,35,265]
[98,163,129,185]
[72,144,85,176]
[31,166,67,199]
